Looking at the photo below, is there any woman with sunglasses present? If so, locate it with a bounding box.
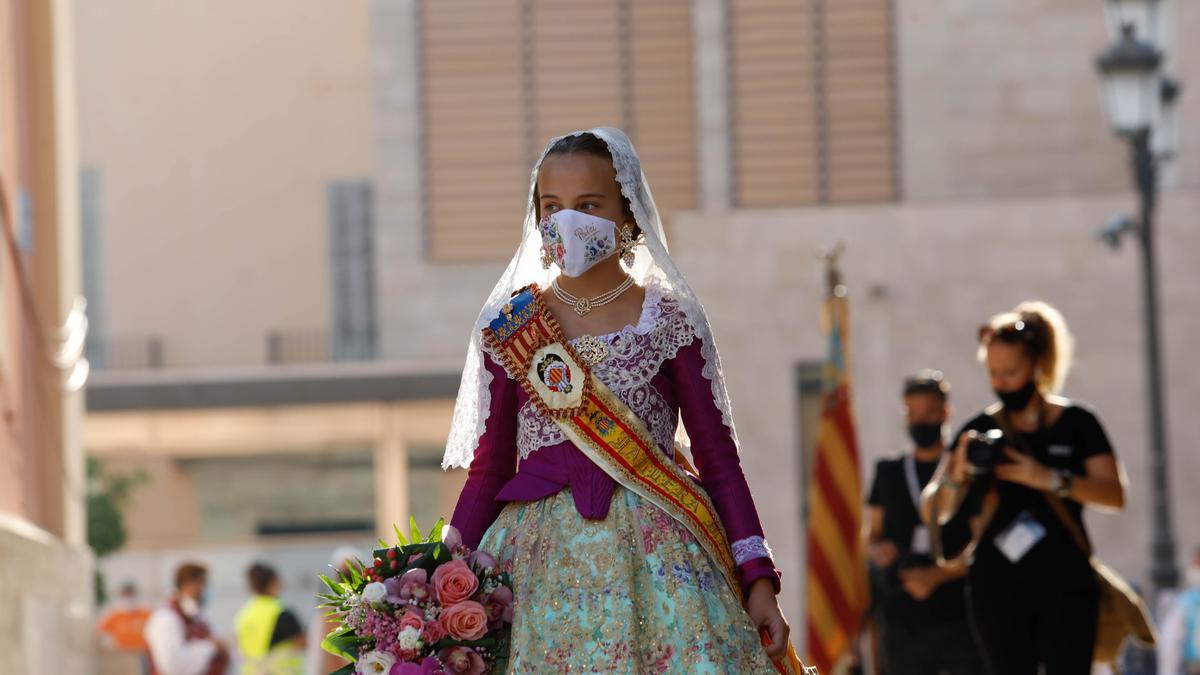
[926,301,1128,675]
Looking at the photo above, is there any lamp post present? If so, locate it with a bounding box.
[1095,0,1181,592]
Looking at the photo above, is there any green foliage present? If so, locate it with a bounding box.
[86,458,148,607]
[86,458,148,558]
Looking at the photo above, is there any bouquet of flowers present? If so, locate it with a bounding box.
[318,519,513,675]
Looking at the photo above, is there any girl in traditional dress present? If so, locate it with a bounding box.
[444,127,802,673]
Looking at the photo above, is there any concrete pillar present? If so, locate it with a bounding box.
[28,0,86,548]
[374,404,411,544]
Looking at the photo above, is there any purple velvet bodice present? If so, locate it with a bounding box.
[449,289,780,593]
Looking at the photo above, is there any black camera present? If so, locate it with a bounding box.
[966,429,1006,475]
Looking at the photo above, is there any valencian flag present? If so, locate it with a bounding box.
[804,255,867,672]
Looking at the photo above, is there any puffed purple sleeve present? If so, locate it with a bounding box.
[668,337,782,595]
[449,351,520,550]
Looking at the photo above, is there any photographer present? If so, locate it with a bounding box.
[927,301,1127,675]
[866,371,983,674]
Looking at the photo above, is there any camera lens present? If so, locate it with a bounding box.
[966,429,1005,474]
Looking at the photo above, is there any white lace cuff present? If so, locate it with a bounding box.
[731,536,773,566]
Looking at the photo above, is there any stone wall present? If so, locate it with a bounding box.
[0,514,95,675]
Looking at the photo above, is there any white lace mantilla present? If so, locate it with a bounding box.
[502,285,699,462]
[443,127,742,471]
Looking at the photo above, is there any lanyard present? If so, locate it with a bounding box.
[903,454,926,511]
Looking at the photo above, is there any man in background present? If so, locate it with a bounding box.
[144,562,230,675]
[865,371,983,674]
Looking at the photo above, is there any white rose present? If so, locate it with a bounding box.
[356,650,397,674]
[361,582,387,605]
[396,625,422,651]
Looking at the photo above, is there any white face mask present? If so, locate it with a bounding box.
[539,209,617,278]
[178,594,201,617]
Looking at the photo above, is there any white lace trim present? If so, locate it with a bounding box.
[514,286,693,462]
[731,536,773,566]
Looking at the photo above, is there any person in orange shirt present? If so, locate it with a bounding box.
[99,582,153,673]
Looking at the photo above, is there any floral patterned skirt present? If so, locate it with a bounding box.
[478,486,778,674]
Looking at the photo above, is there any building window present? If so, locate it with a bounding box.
[731,0,898,206]
[81,166,107,368]
[420,0,697,263]
[327,180,378,361]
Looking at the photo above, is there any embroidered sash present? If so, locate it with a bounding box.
[482,285,740,596]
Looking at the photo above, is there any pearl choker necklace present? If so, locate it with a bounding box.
[552,277,636,316]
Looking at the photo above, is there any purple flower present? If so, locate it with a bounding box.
[420,656,446,674]
[438,647,486,675]
[389,663,425,675]
[484,586,513,629]
[441,525,463,551]
[467,550,496,571]
[385,568,432,605]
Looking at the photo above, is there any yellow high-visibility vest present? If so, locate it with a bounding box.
[234,595,303,675]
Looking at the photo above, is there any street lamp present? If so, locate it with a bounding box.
[1095,8,1182,592]
[1103,0,1165,46]
[1152,77,1180,160]
[1096,24,1161,135]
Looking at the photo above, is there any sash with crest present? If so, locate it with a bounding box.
[483,284,817,674]
[482,284,741,596]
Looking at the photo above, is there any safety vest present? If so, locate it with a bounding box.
[234,595,303,675]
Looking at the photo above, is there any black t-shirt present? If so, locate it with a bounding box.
[269,609,303,648]
[868,453,971,623]
[954,402,1115,589]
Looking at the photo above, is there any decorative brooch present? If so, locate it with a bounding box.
[573,334,610,366]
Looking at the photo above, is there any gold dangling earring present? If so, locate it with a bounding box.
[619,225,637,267]
[541,246,554,270]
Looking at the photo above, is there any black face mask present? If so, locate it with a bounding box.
[908,423,943,449]
[996,380,1038,412]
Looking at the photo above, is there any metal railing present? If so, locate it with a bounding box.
[87,335,165,370]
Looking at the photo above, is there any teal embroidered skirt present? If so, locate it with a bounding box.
[478,486,777,673]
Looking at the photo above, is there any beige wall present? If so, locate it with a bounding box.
[74,0,374,368]
[897,0,1199,201]
[897,0,1122,201]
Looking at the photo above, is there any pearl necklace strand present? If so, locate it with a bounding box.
[552,276,636,316]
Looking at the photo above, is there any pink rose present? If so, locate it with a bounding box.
[437,646,486,675]
[439,601,489,641]
[398,609,425,633]
[431,560,479,606]
[421,618,448,644]
[484,586,513,629]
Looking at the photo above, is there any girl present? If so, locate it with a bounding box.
[443,128,798,672]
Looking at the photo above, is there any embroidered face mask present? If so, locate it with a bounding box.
[539,209,617,277]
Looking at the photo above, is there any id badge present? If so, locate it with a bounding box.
[994,511,1046,563]
[910,525,931,555]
